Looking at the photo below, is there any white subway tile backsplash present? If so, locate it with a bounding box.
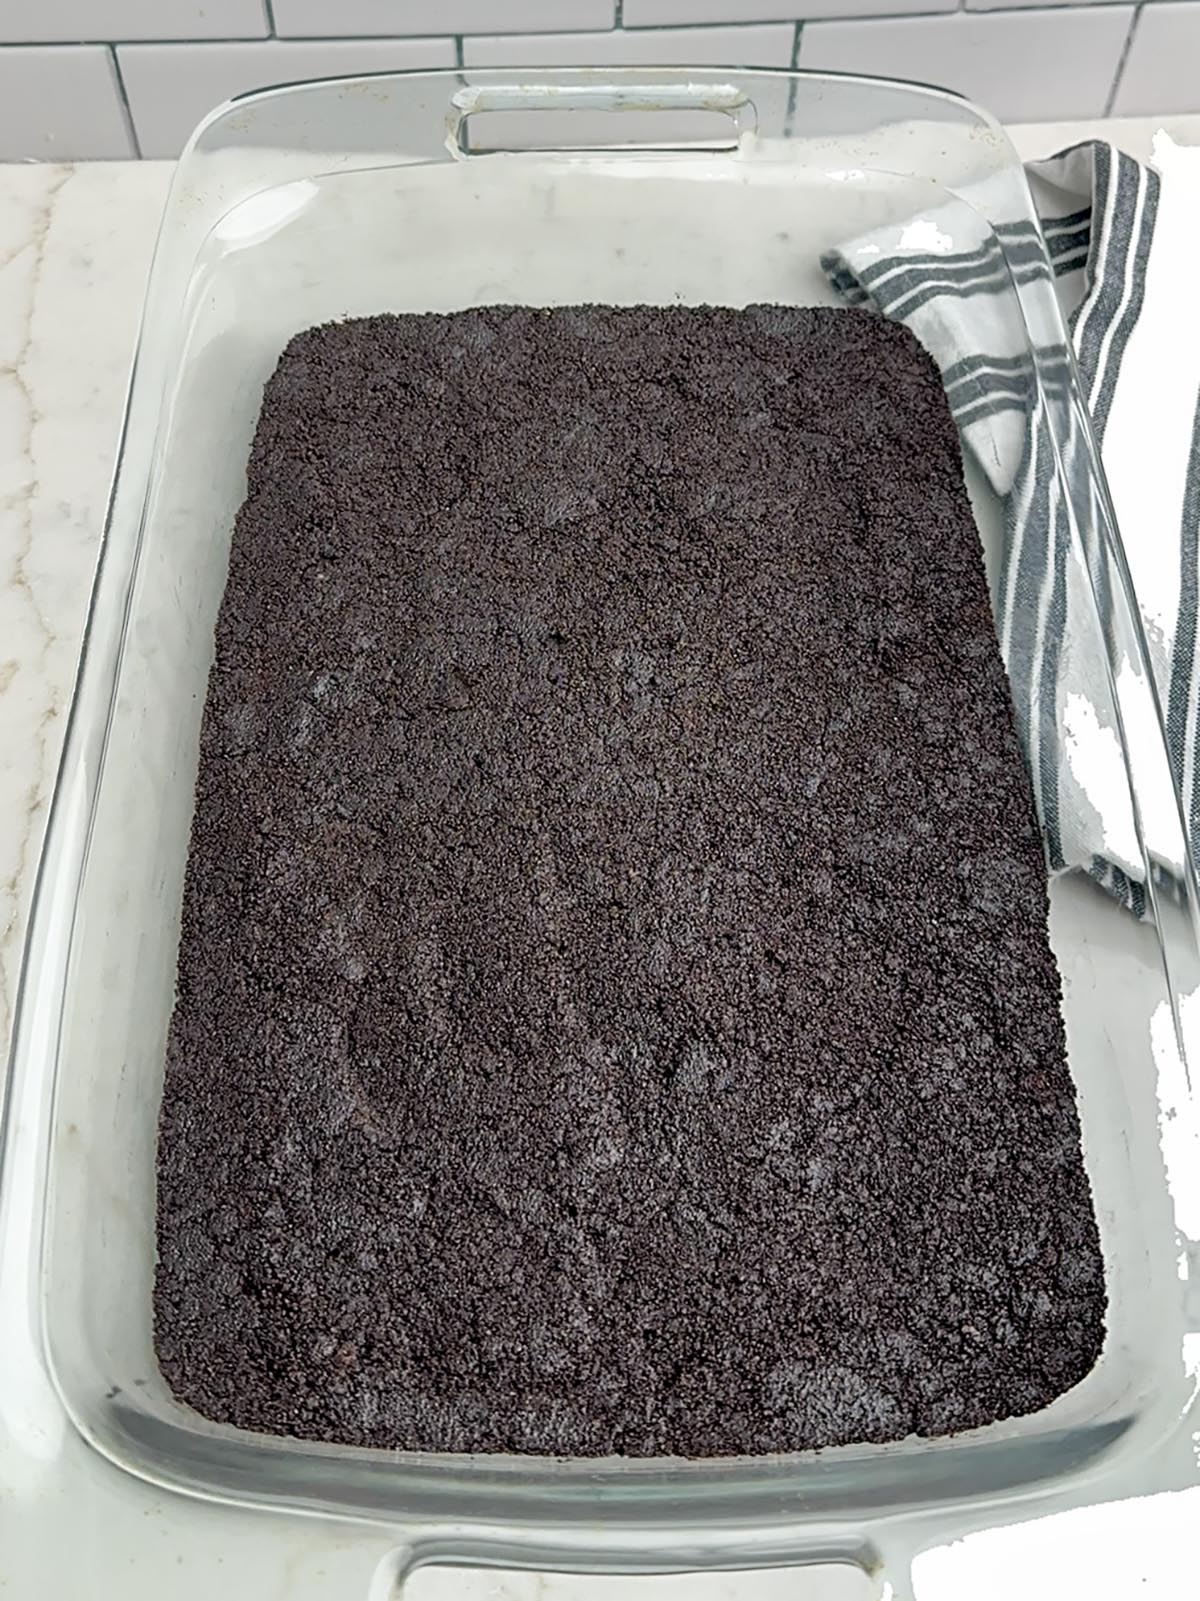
[624,0,951,22]
[0,45,133,158]
[1112,2,1200,115]
[273,1,613,37]
[799,8,1135,123]
[118,36,455,158]
[2,1,269,42]
[464,22,795,67]
[3,0,1192,159]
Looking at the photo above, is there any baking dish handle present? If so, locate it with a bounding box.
[445,80,757,157]
[376,1531,919,1599]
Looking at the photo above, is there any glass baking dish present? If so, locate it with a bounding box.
[2,65,1199,1592]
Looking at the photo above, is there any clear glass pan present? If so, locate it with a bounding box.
[2,65,1198,1585]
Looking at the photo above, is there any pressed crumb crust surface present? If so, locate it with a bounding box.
[155,305,1105,1456]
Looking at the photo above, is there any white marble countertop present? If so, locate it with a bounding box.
[1,112,1197,1058]
[2,115,1200,1600]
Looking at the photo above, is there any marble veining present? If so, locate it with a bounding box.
[0,161,170,1047]
[0,164,68,1050]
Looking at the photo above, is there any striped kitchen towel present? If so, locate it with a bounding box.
[822,135,1200,914]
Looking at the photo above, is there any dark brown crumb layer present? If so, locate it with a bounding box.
[155,304,1105,1457]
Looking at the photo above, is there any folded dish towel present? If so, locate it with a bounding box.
[823,136,1200,915]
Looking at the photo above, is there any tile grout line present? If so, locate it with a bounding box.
[1104,0,1143,116]
[0,5,1169,49]
[108,43,142,159]
[785,20,802,135]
